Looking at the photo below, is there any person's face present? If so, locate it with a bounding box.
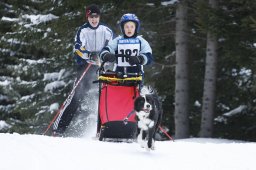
[124,21,136,37]
[88,15,100,28]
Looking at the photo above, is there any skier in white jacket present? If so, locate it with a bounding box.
[53,4,113,136]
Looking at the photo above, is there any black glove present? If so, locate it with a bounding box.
[102,53,116,62]
[89,52,98,61]
[128,55,144,65]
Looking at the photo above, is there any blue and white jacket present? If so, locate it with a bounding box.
[74,22,113,65]
[100,35,153,73]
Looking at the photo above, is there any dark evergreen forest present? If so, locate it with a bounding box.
[0,0,256,141]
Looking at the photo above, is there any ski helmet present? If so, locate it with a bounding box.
[120,13,140,35]
[85,4,100,18]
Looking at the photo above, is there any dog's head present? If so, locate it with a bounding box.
[134,86,159,121]
[134,95,153,114]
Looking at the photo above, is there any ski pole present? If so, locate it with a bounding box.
[43,63,92,135]
[159,125,175,141]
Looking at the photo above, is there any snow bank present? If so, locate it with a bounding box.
[0,133,255,170]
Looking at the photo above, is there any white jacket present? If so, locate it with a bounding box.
[75,22,113,53]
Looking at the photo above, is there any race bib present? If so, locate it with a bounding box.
[117,38,140,67]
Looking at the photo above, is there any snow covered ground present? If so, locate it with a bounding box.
[1,133,255,170]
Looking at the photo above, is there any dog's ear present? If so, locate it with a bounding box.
[134,97,145,112]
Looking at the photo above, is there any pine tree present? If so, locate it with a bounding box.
[174,0,190,139]
[200,0,218,137]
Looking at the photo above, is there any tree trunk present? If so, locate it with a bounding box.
[200,0,218,137]
[174,0,189,139]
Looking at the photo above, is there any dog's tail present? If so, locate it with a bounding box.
[140,86,154,96]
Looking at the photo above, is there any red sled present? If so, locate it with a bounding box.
[97,70,142,141]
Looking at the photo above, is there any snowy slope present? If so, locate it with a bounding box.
[1,133,255,170]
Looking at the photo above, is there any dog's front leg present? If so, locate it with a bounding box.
[137,129,146,148]
[145,118,154,128]
[138,120,149,130]
[147,127,155,150]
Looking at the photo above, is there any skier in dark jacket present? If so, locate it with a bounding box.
[53,4,113,136]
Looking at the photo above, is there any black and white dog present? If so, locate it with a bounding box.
[134,86,163,150]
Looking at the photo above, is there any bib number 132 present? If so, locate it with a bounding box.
[117,43,140,66]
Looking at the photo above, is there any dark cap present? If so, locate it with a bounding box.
[85,4,100,18]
